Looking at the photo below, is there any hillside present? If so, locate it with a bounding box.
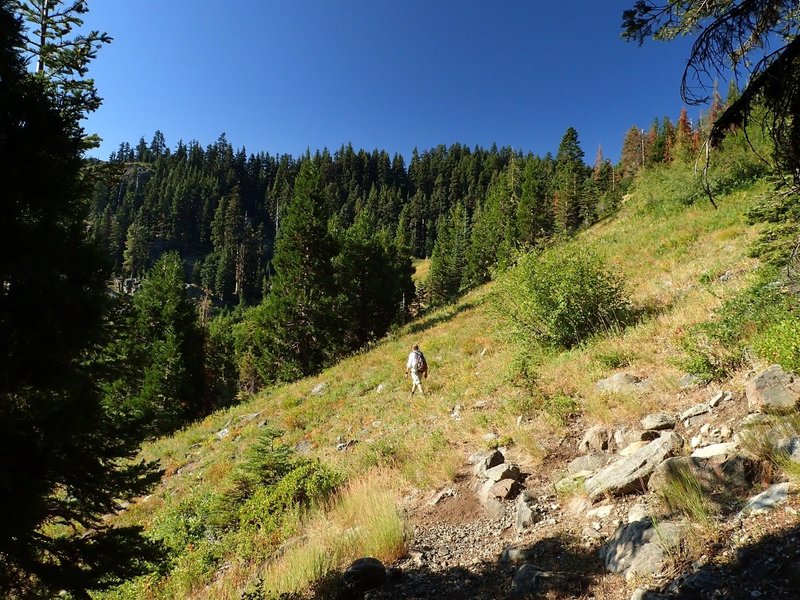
[102,169,800,599]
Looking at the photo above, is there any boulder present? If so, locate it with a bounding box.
[640,413,676,431]
[584,432,683,500]
[511,564,557,597]
[489,478,521,500]
[578,424,612,454]
[515,490,541,533]
[342,557,386,592]
[679,402,711,426]
[596,372,647,393]
[484,462,520,484]
[620,441,649,457]
[567,453,612,474]
[738,482,792,517]
[746,365,800,413]
[648,455,753,498]
[472,450,504,478]
[614,427,660,447]
[690,442,738,458]
[600,519,684,581]
[311,382,328,396]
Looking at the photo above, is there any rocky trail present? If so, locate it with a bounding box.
[340,365,800,599]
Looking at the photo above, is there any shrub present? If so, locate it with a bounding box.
[496,248,632,349]
[681,269,797,381]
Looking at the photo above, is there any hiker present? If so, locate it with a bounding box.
[405,343,428,397]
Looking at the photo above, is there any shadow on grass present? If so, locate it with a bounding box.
[404,299,479,337]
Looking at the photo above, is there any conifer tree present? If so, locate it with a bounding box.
[553,127,586,233]
[0,3,162,595]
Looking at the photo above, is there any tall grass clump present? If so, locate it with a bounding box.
[495,248,633,350]
[656,465,717,527]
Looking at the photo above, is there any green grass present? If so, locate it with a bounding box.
[99,169,768,599]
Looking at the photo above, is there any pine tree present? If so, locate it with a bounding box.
[0,3,162,595]
[553,127,586,233]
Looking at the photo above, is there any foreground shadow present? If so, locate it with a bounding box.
[307,519,800,599]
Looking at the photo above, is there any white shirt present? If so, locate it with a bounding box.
[407,351,420,371]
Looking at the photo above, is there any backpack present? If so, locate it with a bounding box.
[414,350,427,374]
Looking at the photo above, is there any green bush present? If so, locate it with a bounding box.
[496,248,632,349]
[681,269,796,381]
[752,316,800,373]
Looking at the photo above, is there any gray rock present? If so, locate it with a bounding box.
[627,503,648,523]
[511,563,554,596]
[649,454,754,499]
[746,365,800,413]
[311,382,328,396]
[679,402,711,425]
[708,390,732,407]
[482,432,500,443]
[738,482,792,517]
[620,441,649,456]
[678,373,702,389]
[578,424,612,454]
[596,372,647,393]
[342,557,386,592]
[587,504,615,519]
[293,440,312,454]
[585,432,683,499]
[615,427,660,447]
[738,413,772,429]
[515,491,541,533]
[472,450,504,478]
[567,453,612,474]
[489,478,521,500]
[484,462,520,483]
[776,436,800,462]
[376,383,387,393]
[640,413,676,431]
[600,519,683,581]
[690,442,738,458]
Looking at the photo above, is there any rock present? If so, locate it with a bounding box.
[342,557,386,592]
[679,402,711,426]
[293,440,312,453]
[600,519,684,581]
[776,436,800,462]
[648,455,753,497]
[746,365,800,413]
[738,413,772,429]
[482,432,500,443]
[709,390,732,407]
[311,382,328,396]
[473,400,488,410]
[215,427,230,440]
[585,432,683,500]
[596,372,647,393]
[450,404,463,420]
[690,442,738,458]
[484,462,520,483]
[738,482,791,517]
[615,427,660,447]
[587,504,615,519]
[678,373,702,389]
[489,478,521,500]
[578,424,612,454]
[515,491,541,532]
[472,450,504,478]
[555,470,592,494]
[501,547,537,564]
[620,441,649,456]
[627,504,648,523]
[376,383,387,393]
[640,413,676,431]
[567,453,612,474]
[427,488,455,506]
[511,563,554,597]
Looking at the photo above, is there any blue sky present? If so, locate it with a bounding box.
[82,1,705,163]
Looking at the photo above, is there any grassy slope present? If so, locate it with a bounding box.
[106,173,767,599]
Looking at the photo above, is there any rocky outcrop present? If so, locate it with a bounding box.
[596,372,649,394]
[584,432,683,499]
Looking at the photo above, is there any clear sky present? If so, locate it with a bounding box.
[82,0,705,163]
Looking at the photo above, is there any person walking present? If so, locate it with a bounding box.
[405,343,428,397]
